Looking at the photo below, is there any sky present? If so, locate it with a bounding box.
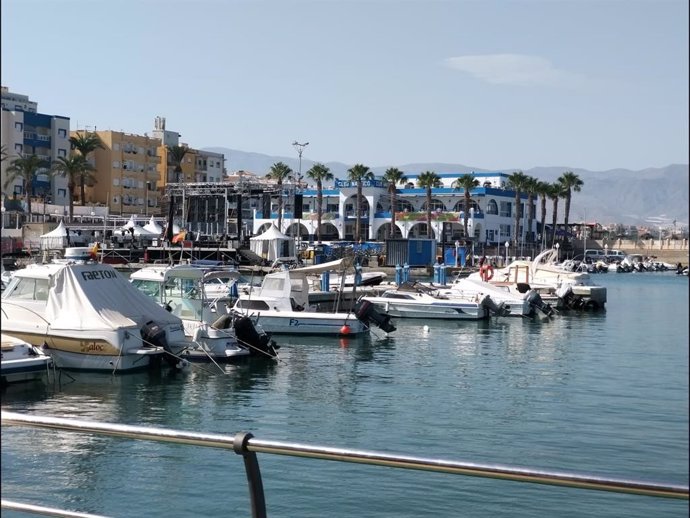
[1,0,688,172]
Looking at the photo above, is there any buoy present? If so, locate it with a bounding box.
[423,325,430,332]
[340,324,351,335]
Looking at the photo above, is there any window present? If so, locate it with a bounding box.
[57,188,67,197]
[58,148,67,157]
[14,143,22,153]
[486,200,498,215]
[113,196,119,204]
[6,278,50,301]
[113,178,120,186]
[113,143,120,151]
[58,128,67,138]
[14,122,23,131]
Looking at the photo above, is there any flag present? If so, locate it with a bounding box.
[172,230,187,244]
[89,242,100,261]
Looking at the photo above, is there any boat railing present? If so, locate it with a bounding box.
[2,411,688,518]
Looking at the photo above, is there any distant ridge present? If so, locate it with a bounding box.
[203,147,688,226]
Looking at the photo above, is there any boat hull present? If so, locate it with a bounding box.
[364,299,488,320]
[1,329,164,373]
[245,312,367,335]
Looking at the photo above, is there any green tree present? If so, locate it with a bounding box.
[306,163,333,243]
[0,145,8,163]
[70,131,104,206]
[382,167,408,239]
[346,164,374,241]
[557,171,584,240]
[51,155,95,222]
[451,173,480,240]
[166,145,189,183]
[266,161,293,231]
[507,171,530,246]
[4,154,50,216]
[417,171,442,238]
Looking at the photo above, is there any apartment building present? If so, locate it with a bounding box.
[81,130,162,216]
[1,86,70,208]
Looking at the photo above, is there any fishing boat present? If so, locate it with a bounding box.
[1,333,52,385]
[233,268,395,335]
[0,262,190,372]
[360,282,496,320]
[130,265,278,360]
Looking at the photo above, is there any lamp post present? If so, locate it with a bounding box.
[504,240,509,266]
[1,206,5,230]
[555,242,560,262]
[604,243,608,257]
[292,141,308,243]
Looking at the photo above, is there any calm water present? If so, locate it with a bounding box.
[2,273,688,517]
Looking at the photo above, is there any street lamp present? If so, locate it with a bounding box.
[292,141,309,242]
[1,206,5,230]
[504,241,509,265]
[555,242,560,262]
[604,243,608,257]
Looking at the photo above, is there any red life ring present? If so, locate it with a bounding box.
[480,264,494,281]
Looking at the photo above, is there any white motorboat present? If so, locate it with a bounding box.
[360,282,493,320]
[436,276,554,318]
[130,265,278,360]
[1,333,52,385]
[0,262,191,372]
[482,249,607,310]
[233,269,396,336]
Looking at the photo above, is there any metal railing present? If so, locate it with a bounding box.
[2,411,688,518]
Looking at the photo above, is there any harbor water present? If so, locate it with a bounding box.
[1,273,688,517]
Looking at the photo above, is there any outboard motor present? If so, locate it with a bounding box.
[525,291,554,318]
[479,295,511,317]
[354,299,397,333]
[141,320,169,350]
[141,320,170,368]
[233,315,279,359]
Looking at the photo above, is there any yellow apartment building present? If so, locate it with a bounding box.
[74,130,162,216]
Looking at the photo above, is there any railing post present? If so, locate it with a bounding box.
[233,432,267,518]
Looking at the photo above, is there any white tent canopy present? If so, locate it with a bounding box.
[41,221,84,250]
[143,216,163,235]
[249,224,295,261]
[119,216,158,239]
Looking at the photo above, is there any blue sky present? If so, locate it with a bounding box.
[2,0,688,172]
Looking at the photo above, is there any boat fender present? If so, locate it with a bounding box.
[480,264,494,281]
[211,313,233,330]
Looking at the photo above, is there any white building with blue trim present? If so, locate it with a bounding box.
[252,171,536,248]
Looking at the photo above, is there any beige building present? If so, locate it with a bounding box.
[76,130,162,216]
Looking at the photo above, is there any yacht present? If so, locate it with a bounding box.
[1,333,53,385]
[1,262,190,372]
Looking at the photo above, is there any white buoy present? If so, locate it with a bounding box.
[423,325,430,332]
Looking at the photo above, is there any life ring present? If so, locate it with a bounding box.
[480,264,494,281]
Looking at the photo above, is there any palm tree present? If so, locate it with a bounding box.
[0,144,8,163]
[547,182,565,246]
[451,173,480,240]
[70,132,104,206]
[535,180,551,249]
[382,167,408,239]
[166,145,189,183]
[346,164,374,241]
[557,171,584,240]
[417,171,442,238]
[306,163,333,243]
[507,171,530,247]
[266,161,293,231]
[523,176,539,244]
[4,154,49,216]
[51,155,94,222]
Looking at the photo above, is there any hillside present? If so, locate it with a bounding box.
[203,147,688,226]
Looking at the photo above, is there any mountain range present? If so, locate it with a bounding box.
[204,147,689,227]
